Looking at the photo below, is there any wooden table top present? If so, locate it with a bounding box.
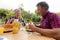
[1,28,56,40]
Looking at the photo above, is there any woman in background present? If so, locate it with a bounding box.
[7,9,25,26]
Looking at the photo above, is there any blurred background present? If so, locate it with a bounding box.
[0,0,60,24]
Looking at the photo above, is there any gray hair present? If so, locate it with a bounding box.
[14,9,21,14]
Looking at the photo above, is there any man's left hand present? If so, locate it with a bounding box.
[28,22,35,29]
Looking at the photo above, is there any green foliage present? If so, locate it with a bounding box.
[0,8,14,23]
[0,9,6,18]
[20,8,41,23]
[20,8,32,22]
[0,8,41,24]
[31,13,40,23]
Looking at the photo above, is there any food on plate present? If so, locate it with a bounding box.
[3,24,13,30]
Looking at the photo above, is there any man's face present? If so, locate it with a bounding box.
[37,6,47,16]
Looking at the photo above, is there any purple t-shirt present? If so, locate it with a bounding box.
[40,11,60,29]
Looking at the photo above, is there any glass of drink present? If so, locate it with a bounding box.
[12,27,19,34]
[0,26,4,35]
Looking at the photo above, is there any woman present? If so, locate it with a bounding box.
[7,9,25,26]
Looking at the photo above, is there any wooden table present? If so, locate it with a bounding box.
[1,28,56,40]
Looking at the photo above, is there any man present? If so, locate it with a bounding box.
[28,2,60,40]
[7,9,25,26]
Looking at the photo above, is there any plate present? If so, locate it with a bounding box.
[4,29,12,33]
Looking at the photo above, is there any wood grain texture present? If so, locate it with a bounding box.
[2,30,56,40]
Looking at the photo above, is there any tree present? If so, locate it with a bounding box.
[0,8,14,23]
[0,9,6,18]
[20,8,32,22]
[19,7,41,23]
[0,6,41,24]
[31,13,40,24]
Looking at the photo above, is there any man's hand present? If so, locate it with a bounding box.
[28,21,35,29]
[28,21,40,33]
[28,22,59,39]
